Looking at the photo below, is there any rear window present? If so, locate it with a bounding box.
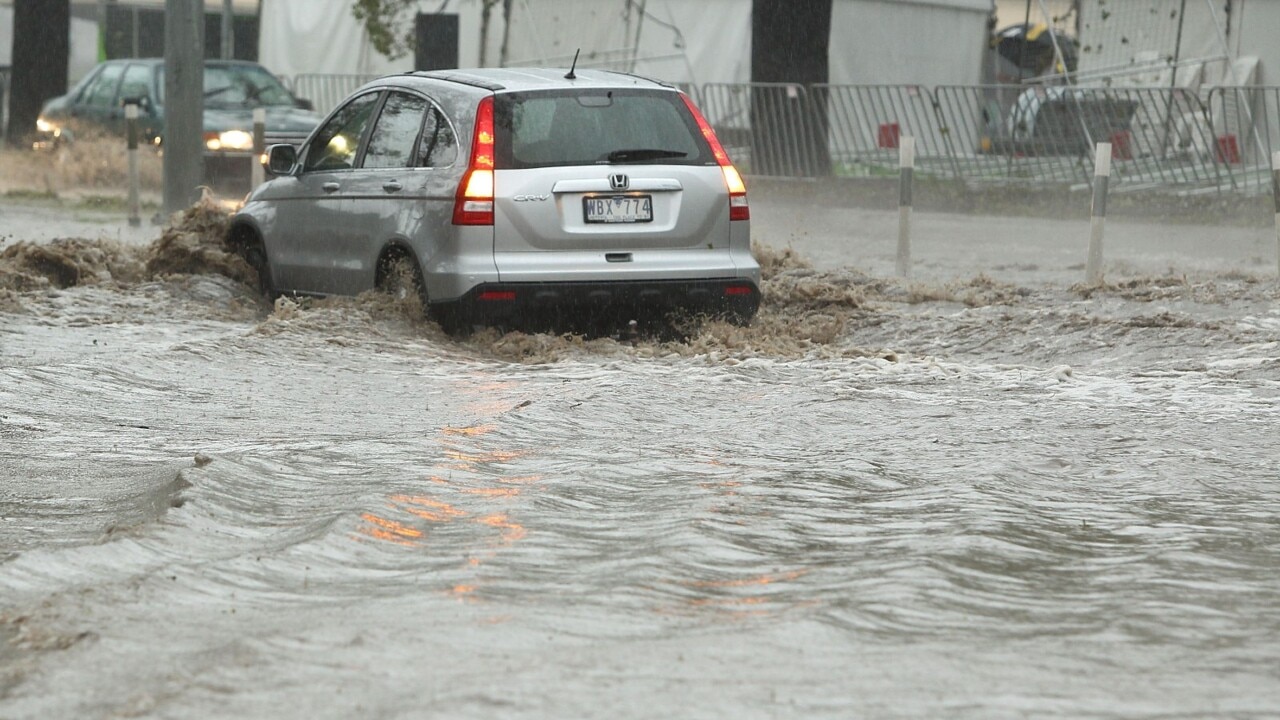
[493,89,712,170]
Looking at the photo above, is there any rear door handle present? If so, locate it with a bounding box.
[322,182,340,193]
[382,181,402,193]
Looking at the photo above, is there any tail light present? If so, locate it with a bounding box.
[681,94,749,221]
[453,96,495,226]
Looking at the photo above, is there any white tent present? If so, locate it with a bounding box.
[258,0,994,88]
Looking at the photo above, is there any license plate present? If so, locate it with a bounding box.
[584,195,653,224]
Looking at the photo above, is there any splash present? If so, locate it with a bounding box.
[143,198,256,287]
[0,237,146,291]
[0,196,253,294]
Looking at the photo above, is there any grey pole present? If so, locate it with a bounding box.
[163,0,204,216]
[896,135,915,278]
[125,100,141,227]
[1272,152,1280,280]
[221,0,234,60]
[1085,142,1111,285]
[251,106,265,190]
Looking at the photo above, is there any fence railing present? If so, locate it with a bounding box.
[700,82,1277,195]
[291,73,381,115]
[279,73,1280,195]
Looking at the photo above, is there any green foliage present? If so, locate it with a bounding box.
[351,0,419,60]
[351,0,503,61]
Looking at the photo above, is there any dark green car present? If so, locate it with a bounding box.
[35,59,322,189]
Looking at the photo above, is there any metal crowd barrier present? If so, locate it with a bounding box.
[266,72,1280,195]
[811,84,957,179]
[933,84,1232,191]
[1206,86,1280,194]
[291,73,381,115]
[702,80,1275,194]
[700,82,826,177]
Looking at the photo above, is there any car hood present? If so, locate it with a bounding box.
[200,105,322,134]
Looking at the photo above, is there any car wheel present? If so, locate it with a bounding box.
[242,244,278,301]
[376,252,428,307]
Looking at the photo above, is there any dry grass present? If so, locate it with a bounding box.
[0,131,163,198]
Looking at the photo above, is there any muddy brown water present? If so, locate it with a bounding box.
[2,204,1279,718]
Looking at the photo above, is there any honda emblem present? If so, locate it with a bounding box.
[609,173,629,191]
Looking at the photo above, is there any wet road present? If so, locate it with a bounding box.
[2,200,1280,718]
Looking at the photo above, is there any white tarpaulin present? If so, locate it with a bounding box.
[830,0,991,86]
[259,0,992,87]
[1075,0,1237,86]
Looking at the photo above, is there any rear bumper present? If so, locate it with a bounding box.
[434,278,761,327]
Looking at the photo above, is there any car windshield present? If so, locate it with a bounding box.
[158,64,296,108]
[493,89,711,170]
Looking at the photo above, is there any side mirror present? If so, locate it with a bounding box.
[295,98,314,111]
[267,144,298,176]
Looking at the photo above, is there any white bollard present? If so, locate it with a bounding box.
[1272,151,1280,280]
[251,107,266,190]
[125,101,141,227]
[1085,142,1111,285]
[897,135,915,278]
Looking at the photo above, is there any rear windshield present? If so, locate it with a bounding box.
[493,89,713,170]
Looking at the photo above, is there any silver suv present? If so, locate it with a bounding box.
[229,68,759,333]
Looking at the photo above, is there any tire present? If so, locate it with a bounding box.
[376,252,428,307]
[242,244,278,301]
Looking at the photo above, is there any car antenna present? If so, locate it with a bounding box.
[564,49,581,80]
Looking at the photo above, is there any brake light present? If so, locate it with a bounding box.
[477,290,516,301]
[453,96,495,226]
[681,94,750,221]
[724,285,754,296]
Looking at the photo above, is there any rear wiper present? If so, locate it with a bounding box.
[605,148,688,163]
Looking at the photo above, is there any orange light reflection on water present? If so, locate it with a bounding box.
[442,424,497,437]
[443,448,530,464]
[463,487,521,498]
[391,494,467,522]
[354,513,423,547]
[477,513,527,543]
[687,569,808,589]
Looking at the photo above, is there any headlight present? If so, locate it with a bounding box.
[205,129,254,151]
[36,117,56,134]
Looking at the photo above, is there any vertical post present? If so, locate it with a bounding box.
[1272,152,1280,279]
[125,100,141,227]
[221,0,235,60]
[163,0,204,215]
[96,0,107,61]
[897,135,915,278]
[1086,142,1111,285]
[251,106,266,190]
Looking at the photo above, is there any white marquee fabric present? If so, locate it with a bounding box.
[259,0,993,87]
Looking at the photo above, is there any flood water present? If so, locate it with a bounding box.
[2,201,1279,718]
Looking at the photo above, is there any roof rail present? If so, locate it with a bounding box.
[599,69,674,89]
[412,70,506,92]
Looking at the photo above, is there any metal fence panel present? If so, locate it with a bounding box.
[1208,86,1279,194]
[699,82,825,177]
[810,84,955,179]
[292,73,381,115]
